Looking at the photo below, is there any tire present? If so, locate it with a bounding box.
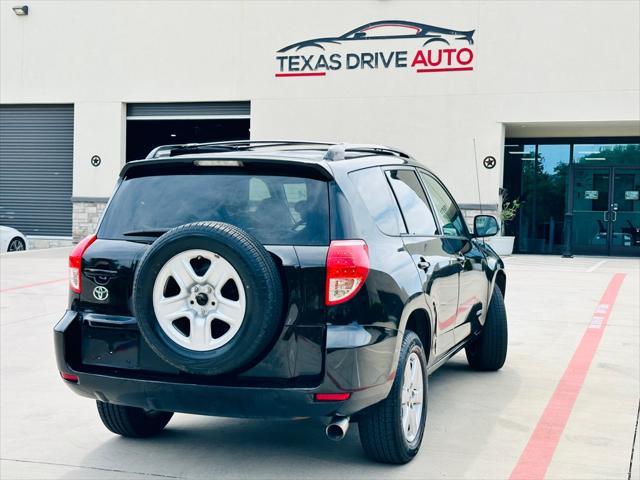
[358,331,428,464]
[7,237,25,252]
[96,401,173,437]
[465,287,508,371]
[133,221,283,376]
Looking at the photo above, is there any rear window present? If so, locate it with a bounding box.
[98,173,329,245]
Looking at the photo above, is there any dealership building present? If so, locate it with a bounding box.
[1,1,639,256]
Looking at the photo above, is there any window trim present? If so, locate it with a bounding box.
[417,168,471,239]
[382,166,441,238]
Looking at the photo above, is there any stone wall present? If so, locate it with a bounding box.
[26,237,74,250]
[72,200,108,241]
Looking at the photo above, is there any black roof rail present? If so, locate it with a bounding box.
[145,140,410,160]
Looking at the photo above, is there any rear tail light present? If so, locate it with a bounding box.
[314,392,351,402]
[325,240,369,306]
[69,234,97,293]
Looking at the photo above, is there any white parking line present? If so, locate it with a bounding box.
[587,259,608,273]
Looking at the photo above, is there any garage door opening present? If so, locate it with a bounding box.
[126,102,250,161]
[126,119,249,161]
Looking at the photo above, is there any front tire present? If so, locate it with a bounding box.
[358,331,427,464]
[96,401,173,438]
[466,287,508,371]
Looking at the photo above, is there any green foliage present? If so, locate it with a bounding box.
[500,196,520,224]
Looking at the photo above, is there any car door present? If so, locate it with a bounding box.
[419,170,487,344]
[383,167,461,357]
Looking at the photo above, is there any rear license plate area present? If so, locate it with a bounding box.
[81,323,139,369]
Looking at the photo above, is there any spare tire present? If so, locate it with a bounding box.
[133,221,283,376]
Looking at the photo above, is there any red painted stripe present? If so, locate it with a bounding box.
[416,67,473,73]
[275,72,326,77]
[0,278,67,293]
[509,273,626,480]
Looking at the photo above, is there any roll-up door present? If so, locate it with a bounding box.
[0,104,74,236]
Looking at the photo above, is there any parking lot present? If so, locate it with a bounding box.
[1,248,638,480]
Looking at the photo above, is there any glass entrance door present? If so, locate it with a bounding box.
[572,168,610,255]
[610,168,640,256]
[573,167,640,256]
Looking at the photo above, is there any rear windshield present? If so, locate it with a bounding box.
[98,173,329,245]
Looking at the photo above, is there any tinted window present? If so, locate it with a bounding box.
[385,169,438,235]
[349,167,404,235]
[419,172,467,237]
[99,173,329,245]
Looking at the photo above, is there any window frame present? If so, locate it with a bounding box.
[381,166,441,238]
[416,168,471,239]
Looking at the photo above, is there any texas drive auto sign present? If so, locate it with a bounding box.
[275,20,476,77]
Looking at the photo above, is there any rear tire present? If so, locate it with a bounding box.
[466,287,508,371]
[96,401,173,438]
[358,331,427,464]
[7,237,25,252]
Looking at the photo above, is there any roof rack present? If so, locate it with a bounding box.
[146,140,410,160]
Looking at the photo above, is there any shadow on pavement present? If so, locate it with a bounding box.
[66,356,521,479]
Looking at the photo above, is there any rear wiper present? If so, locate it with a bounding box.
[123,229,168,238]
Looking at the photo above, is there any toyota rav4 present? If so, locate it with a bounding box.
[54,140,508,464]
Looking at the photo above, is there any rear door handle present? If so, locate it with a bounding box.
[417,257,430,271]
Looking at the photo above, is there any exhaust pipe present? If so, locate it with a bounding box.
[325,415,350,441]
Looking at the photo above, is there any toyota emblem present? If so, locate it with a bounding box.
[93,286,109,301]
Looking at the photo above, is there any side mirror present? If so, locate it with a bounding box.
[353,32,367,39]
[473,215,499,237]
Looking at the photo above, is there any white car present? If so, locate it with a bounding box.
[0,226,27,252]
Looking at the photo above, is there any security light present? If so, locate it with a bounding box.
[12,5,28,15]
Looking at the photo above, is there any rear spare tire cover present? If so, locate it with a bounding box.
[133,221,283,375]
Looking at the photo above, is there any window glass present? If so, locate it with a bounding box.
[385,169,438,235]
[573,143,640,165]
[419,172,467,237]
[99,173,329,245]
[349,167,404,235]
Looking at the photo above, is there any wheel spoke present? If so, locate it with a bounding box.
[168,255,199,290]
[214,299,245,326]
[155,295,190,323]
[401,386,410,405]
[209,261,234,290]
[189,315,211,349]
[401,404,410,433]
[410,357,418,384]
[408,407,418,435]
[413,387,424,405]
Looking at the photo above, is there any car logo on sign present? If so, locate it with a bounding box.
[93,286,109,301]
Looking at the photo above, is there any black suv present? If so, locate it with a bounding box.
[55,141,507,464]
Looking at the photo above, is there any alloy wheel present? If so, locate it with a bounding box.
[152,249,246,352]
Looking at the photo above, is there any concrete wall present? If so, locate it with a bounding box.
[1,1,639,224]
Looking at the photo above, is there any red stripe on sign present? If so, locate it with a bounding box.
[0,278,67,293]
[416,67,473,73]
[275,72,326,77]
[509,273,626,480]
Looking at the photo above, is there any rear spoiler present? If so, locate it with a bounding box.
[119,156,335,181]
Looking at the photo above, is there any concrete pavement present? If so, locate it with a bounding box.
[1,249,638,479]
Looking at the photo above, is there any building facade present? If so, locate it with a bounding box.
[1,0,639,255]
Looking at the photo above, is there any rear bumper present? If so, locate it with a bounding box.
[54,311,398,418]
